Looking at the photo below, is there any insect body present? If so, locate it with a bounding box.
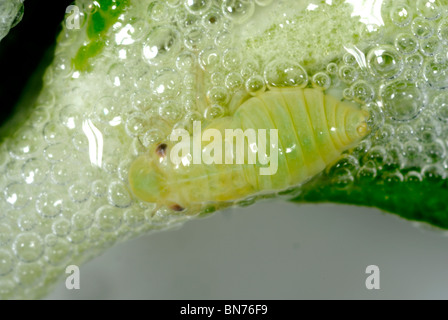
[129,88,369,210]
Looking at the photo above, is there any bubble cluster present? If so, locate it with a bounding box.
[2,0,448,300]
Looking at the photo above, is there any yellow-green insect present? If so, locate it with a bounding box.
[129,88,369,211]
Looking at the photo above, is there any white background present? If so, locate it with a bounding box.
[48,200,448,299]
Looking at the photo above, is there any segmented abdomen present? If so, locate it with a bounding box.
[234,88,366,194]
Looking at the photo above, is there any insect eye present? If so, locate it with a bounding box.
[170,204,185,212]
[155,143,168,158]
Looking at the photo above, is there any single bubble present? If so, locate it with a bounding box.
[255,0,273,6]
[380,80,425,122]
[96,206,123,232]
[373,124,395,144]
[424,140,446,163]
[184,27,205,51]
[351,80,374,104]
[342,88,353,100]
[45,238,72,266]
[437,18,448,44]
[108,181,132,208]
[131,89,153,112]
[222,0,255,24]
[124,208,146,228]
[396,124,414,140]
[420,36,441,56]
[207,86,230,105]
[94,96,122,125]
[202,9,223,30]
[148,1,169,21]
[125,112,146,138]
[4,183,30,209]
[107,63,130,87]
[204,104,226,120]
[8,126,39,160]
[13,233,44,263]
[422,164,446,181]
[167,0,181,7]
[51,161,77,185]
[52,219,71,237]
[0,223,12,246]
[72,210,94,231]
[223,72,243,92]
[423,59,448,89]
[357,161,377,181]
[69,183,90,203]
[18,214,37,232]
[176,52,197,71]
[434,92,448,122]
[159,100,184,122]
[395,33,419,55]
[0,250,14,276]
[390,4,413,27]
[416,0,442,20]
[339,65,359,85]
[343,53,357,66]
[363,146,387,167]
[184,0,212,14]
[405,171,422,183]
[312,72,331,90]
[326,62,338,75]
[264,59,308,88]
[151,69,181,99]
[245,74,266,95]
[367,46,403,79]
[412,17,434,39]
[222,48,242,70]
[199,47,221,72]
[59,104,80,130]
[142,26,181,66]
[36,191,63,218]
